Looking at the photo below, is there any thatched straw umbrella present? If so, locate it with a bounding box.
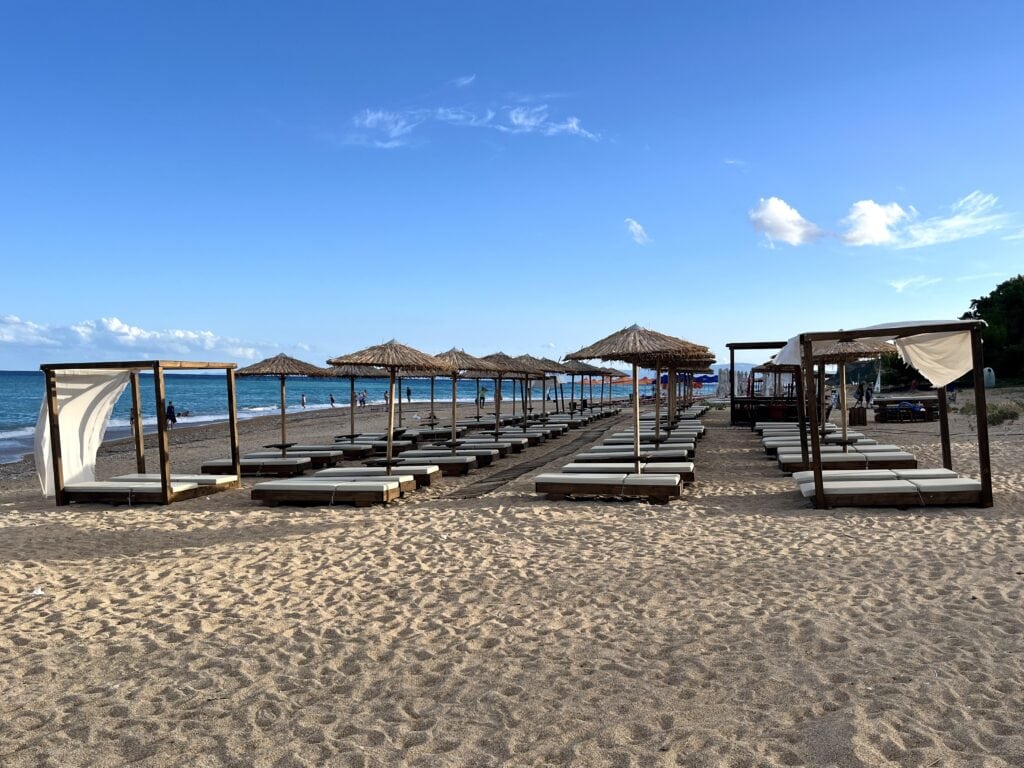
[323,364,385,442]
[566,325,707,473]
[327,341,454,473]
[435,348,503,453]
[812,338,894,448]
[481,352,529,440]
[532,357,567,417]
[236,353,327,455]
[510,354,552,427]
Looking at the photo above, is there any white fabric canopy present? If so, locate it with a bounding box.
[34,370,130,497]
[773,320,980,388]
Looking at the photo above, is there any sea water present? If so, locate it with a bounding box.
[0,370,626,464]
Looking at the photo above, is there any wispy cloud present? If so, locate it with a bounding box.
[346,85,597,148]
[887,275,943,293]
[748,197,822,246]
[955,271,1007,282]
[0,315,268,362]
[1002,228,1024,241]
[723,158,748,170]
[839,191,1010,249]
[624,218,651,245]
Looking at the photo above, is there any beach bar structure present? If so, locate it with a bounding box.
[779,320,992,509]
[725,341,793,426]
[39,360,241,505]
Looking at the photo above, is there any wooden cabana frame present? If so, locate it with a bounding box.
[725,341,789,426]
[795,321,992,509]
[40,360,241,505]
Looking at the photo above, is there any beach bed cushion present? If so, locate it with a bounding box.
[534,472,681,503]
[560,462,695,483]
[401,448,499,466]
[800,480,917,498]
[112,473,239,486]
[315,465,441,487]
[63,480,202,505]
[244,450,346,469]
[301,473,416,494]
[790,469,896,485]
[575,449,692,463]
[202,457,311,477]
[251,479,401,506]
[364,455,477,476]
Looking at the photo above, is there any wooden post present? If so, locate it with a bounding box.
[278,374,287,454]
[802,339,825,509]
[44,368,67,506]
[398,377,403,427]
[493,374,502,442]
[451,374,459,455]
[794,361,808,467]
[226,368,241,479]
[818,366,827,436]
[632,362,641,475]
[130,371,145,473]
[153,364,172,504]
[729,346,736,425]
[936,384,952,470]
[475,378,481,420]
[970,328,993,507]
[653,366,661,446]
[349,376,356,441]
[429,377,436,423]
[386,369,396,475]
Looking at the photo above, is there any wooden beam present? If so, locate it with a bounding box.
[801,337,826,509]
[153,364,172,505]
[226,368,241,478]
[41,360,237,372]
[971,328,993,507]
[130,371,146,473]
[936,384,952,470]
[44,368,67,506]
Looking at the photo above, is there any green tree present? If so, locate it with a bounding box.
[961,274,1024,381]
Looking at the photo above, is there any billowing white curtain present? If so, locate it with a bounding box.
[34,370,130,497]
[893,331,973,388]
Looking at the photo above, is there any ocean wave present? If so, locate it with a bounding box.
[0,426,37,440]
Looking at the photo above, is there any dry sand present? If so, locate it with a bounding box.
[1,391,1022,767]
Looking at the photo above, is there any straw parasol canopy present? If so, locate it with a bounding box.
[480,352,530,438]
[327,340,454,473]
[322,364,386,441]
[236,353,328,454]
[566,325,709,473]
[434,348,502,451]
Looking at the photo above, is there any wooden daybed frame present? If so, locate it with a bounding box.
[41,360,242,506]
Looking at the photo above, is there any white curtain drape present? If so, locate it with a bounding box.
[34,370,130,497]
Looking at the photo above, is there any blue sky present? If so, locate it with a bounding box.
[2,2,1022,370]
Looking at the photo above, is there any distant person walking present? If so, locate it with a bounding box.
[300,393,307,409]
[406,386,412,403]
[865,384,873,408]
[479,386,487,406]
[854,382,865,407]
[329,393,336,408]
[166,401,177,427]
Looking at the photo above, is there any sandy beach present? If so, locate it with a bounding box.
[1,391,1022,767]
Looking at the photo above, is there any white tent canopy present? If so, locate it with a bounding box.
[773,319,981,388]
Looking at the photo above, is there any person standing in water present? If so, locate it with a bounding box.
[300,393,307,409]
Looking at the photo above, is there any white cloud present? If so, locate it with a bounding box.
[452,74,476,88]
[723,158,748,170]
[544,116,596,140]
[351,109,426,148]
[507,106,549,131]
[842,200,908,246]
[624,218,651,245]
[888,275,943,292]
[896,191,1009,249]
[0,315,270,363]
[749,197,822,246]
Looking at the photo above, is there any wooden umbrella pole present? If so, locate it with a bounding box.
[349,376,356,442]
[475,379,481,420]
[654,367,661,446]
[541,375,547,418]
[511,378,517,417]
[632,362,641,475]
[386,370,396,475]
[493,375,501,442]
[451,374,458,455]
[279,374,287,455]
[839,362,849,449]
[430,377,436,422]
[398,377,403,427]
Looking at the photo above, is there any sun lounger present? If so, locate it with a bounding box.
[559,462,695,483]
[791,467,957,487]
[244,450,346,469]
[62,480,203,505]
[575,449,692,463]
[797,477,983,508]
[399,448,500,466]
[534,472,682,504]
[344,439,414,455]
[202,457,311,476]
[293,443,374,459]
[364,455,477,476]
[315,465,441,487]
[112,473,240,486]
[251,478,401,507]
[300,473,417,494]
